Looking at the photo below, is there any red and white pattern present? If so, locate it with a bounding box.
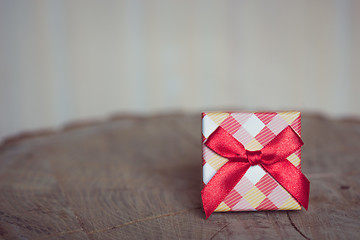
[202,112,302,212]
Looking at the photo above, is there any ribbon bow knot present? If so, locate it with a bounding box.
[246,150,262,166]
[202,125,310,219]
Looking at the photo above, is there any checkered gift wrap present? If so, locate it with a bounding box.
[202,112,303,212]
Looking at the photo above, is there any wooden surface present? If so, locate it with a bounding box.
[0,113,359,240]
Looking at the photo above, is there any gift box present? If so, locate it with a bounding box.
[201,112,310,218]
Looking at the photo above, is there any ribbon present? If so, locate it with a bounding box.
[201,126,310,219]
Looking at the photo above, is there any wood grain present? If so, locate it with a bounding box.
[0,113,359,239]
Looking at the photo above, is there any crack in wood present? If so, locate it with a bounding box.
[209,223,229,240]
[34,207,201,239]
[286,211,311,240]
[87,207,201,235]
[50,161,91,240]
[73,213,90,239]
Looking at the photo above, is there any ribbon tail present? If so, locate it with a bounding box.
[261,160,310,210]
[201,162,250,218]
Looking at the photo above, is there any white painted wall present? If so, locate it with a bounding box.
[1,0,359,142]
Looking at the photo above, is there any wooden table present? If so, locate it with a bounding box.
[0,113,359,239]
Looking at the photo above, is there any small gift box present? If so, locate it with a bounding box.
[201,112,310,218]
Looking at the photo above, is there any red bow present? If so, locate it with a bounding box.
[201,126,310,219]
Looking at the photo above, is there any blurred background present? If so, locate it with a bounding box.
[0,0,359,142]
